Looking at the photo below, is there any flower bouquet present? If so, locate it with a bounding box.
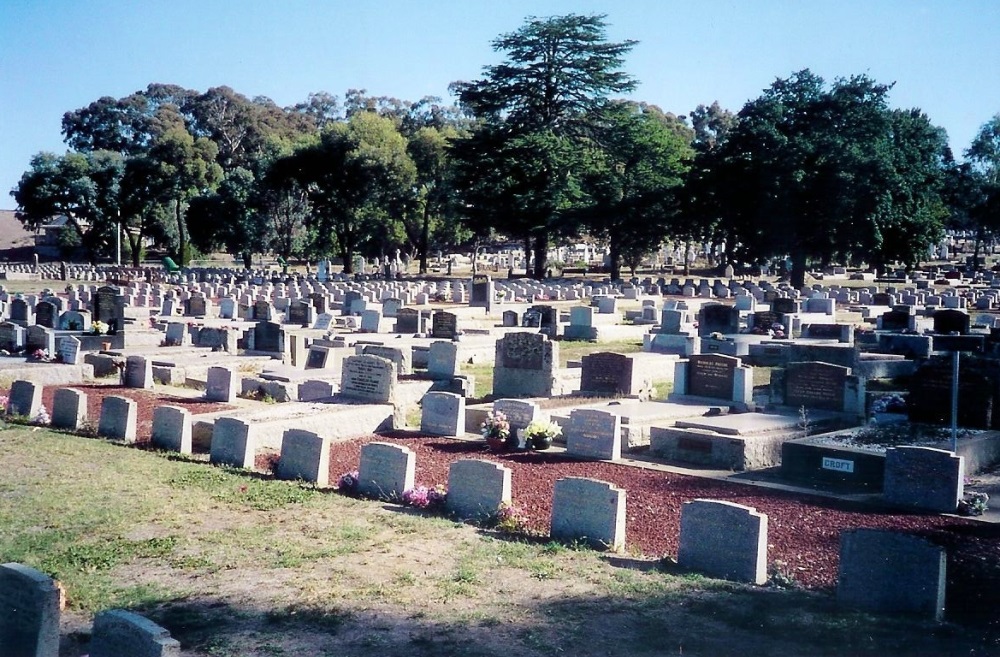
[524,419,561,451]
[481,410,511,451]
[90,320,109,336]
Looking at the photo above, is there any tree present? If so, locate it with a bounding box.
[577,101,693,279]
[963,114,1000,265]
[705,70,949,286]
[286,112,416,273]
[188,167,271,268]
[402,125,464,273]
[452,14,637,278]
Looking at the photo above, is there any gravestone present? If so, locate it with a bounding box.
[253,300,273,321]
[427,340,458,379]
[447,459,512,520]
[772,297,799,314]
[358,442,415,500]
[57,335,81,365]
[25,326,55,355]
[360,309,382,332]
[51,388,87,430]
[0,321,25,352]
[565,408,621,461]
[9,298,31,326]
[340,354,396,403]
[785,361,849,412]
[677,499,768,584]
[884,447,963,513]
[7,380,42,418]
[432,311,458,340]
[470,274,494,310]
[89,609,180,657]
[908,357,996,428]
[529,305,557,336]
[420,392,465,436]
[33,300,56,328]
[880,309,913,332]
[151,406,192,454]
[309,292,329,315]
[93,286,124,332]
[751,310,780,332]
[549,477,626,550]
[502,310,519,327]
[362,345,411,375]
[252,321,282,353]
[185,295,207,317]
[125,355,154,389]
[98,395,138,442]
[932,309,970,335]
[493,332,558,398]
[342,291,362,315]
[210,417,256,469]
[838,529,946,621]
[395,308,420,334]
[872,292,892,306]
[298,379,335,402]
[0,562,61,657]
[492,398,540,434]
[699,303,740,336]
[686,354,739,399]
[58,310,89,331]
[305,345,334,370]
[164,322,188,347]
[205,366,238,402]
[286,300,312,326]
[381,297,402,317]
[579,352,638,397]
[277,429,331,487]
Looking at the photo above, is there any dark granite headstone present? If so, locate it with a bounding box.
[932,309,970,335]
[529,305,557,336]
[872,293,892,306]
[253,300,272,321]
[687,354,738,399]
[785,361,848,411]
[93,286,123,331]
[752,311,780,332]
[342,291,362,316]
[286,300,310,326]
[772,297,798,314]
[908,356,996,428]
[9,298,30,325]
[699,304,740,336]
[432,311,458,340]
[395,308,420,334]
[580,352,633,396]
[0,321,24,352]
[185,296,207,317]
[33,300,56,328]
[253,321,282,353]
[881,310,912,332]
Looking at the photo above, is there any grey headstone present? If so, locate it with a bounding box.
[420,392,465,436]
[884,447,964,513]
[90,609,180,657]
[97,395,138,442]
[550,477,626,550]
[277,429,331,487]
[677,499,768,584]
[340,354,396,404]
[446,459,512,521]
[427,340,458,379]
[358,442,415,500]
[210,417,256,469]
[125,356,154,390]
[0,562,61,657]
[51,388,87,431]
[492,398,540,433]
[565,409,621,460]
[151,406,192,454]
[205,367,238,403]
[838,529,946,621]
[7,380,42,418]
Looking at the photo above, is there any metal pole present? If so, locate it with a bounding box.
[116,221,121,266]
[951,350,960,452]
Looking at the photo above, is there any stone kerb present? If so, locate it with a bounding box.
[205,366,238,403]
[677,499,768,585]
[97,395,138,442]
[447,459,512,521]
[340,354,397,404]
[549,477,626,551]
[51,388,87,431]
[565,408,621,461]
[837,529,946,621]
[358,442,415,500]
[151,405,192,454]
[277,429,331,487]
[420,392,465,437]
[210,417,257,469]
[884,447,964,513]
[90,609,181,657]
[0,562,61,657]
[7,380,42,418]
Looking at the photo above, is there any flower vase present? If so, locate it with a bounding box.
[529,434,552,451]
[486,433,507,452]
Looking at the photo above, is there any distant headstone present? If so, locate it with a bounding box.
[549,477,626,550]
[277,429,332,487]
[837,529,946,621]
[0,562,61,657]
[394,308,420,334]
[427,340,458,379]
[286,300,312,326]
[0,321,25,352]
[358,442,415,500]
[151,405,192,454]
[677,499,768,584]
[686,354,738,399]
[492,398,540,434]
[33,300,56,328]
[932,309,970,335]
[252,321,282,353]
[360,309,382,332]
[184,295,207,317]
[9,298,31,325]
[447,459,511,520]
[253,300,273,321]
[908,357,996,428]
[884,447,963,513]
[89,609,180,657]
[125,356,154,389]
[97,395,138,442]
[205,366,238,402]
[340,354,396,403]
[93,286,124,332]
[51,388,87,431]
[362,345,411,375]
[25,326,55,355]
[698,303,739,336]
[502,310,519,327]
[785,361,849,412]
[565,408,621,460]
[470,274,494,310]
[420,392,465,436]
[432,311,458,340]
[493,332,558,397]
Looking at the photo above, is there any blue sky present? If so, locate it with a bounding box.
[2,0,999,210]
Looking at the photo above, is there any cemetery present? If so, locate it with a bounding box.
[2,261,1000,654]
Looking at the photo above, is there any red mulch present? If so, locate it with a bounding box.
[328,433,1000,628]
[39,384,235,444]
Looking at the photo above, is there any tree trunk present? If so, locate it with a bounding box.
[242,252,252,269]
[791,250,807,288]
[608,236,621,281]
[127,231,141,268]
[174,199,188,266]
[532,232,547,280]
[523,236,532,276]
[683,241,692,277]
[418,204,430,274]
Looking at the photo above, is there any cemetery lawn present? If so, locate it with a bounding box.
[2,427,999,657]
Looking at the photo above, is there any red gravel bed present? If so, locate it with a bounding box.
[39,384,234,444]
[328,433,1000,627]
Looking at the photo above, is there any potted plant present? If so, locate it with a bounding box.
[480,411,511,451]
[524,419,561,451]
